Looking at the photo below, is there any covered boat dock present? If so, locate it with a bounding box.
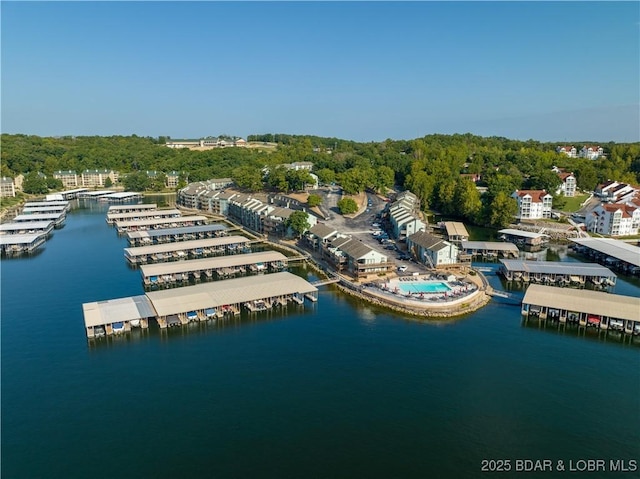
[13,212,66,228]
[78,190,116,199]
[99,192,143,202]
[498,229,549,248]
[107,203,157,214]
[0,233,47,255]
[22,205,68,214]
[126,223,228,246]
[0,221,55,236]
[571,238,640,276]
[499,259,616,287]
[106,208,181,225]
[461,241,519,259]
[115,215,207,233]
[24,200,71,211]
[522,284,640,334]
[56,188,89,200]
[124,235,251,265]
[82,295,156,338]
[444,222,469,244]
[145,272,318,327]
[139,251,288,287]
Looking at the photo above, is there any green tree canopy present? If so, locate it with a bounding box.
[22,172,48,194]
[285,211,311,237]
[337,197,358,215]
[307,194,322,207]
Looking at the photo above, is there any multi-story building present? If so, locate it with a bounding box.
[0,177,16,197]
[595,181,637,202]
[511,190,553,220]
[177,179,235,210]
[326,236,392,279]
[53,170,79,188]
[81,169,119,187]
[385,190,426,239]
[556,146,577,158]
[556,172,577,197]
[579,145,604,160]
[166,171,181,188]
[586,203,640,236]
[406,231,459,267]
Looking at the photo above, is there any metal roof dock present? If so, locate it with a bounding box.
[443,222,469,243]
[0,221,55,236]
[498,228,549,246]
[13,212,66,227]
[139,251,287,287]
[99,192,143,202]
[499,259,617,287]
[114,215,207,233]
[461,241,519,258]
[123,235,251,264]
[82,295,156,338]
[571,238,640,274]
[522,284,640,334]
[78,190,115,198]
[106,208,181,224]
[22,205,68,214]
[107,203,157,214]
[0,233,47,255]
[24,200,70,211]
[126,223,228,246]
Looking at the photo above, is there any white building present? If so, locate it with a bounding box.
[406,231,459,267]
[556,146,577,158]
[556,172,577,197]
[511,190,553,220]
[386,190,426,239]
[579,145,604,160]
[595,181,638,202]
[586,203,640,236]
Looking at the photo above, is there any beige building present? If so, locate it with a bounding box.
[53,170,79,188]
[0,177,16,197]
[81,169,119,187]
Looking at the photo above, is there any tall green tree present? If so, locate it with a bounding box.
[487,192,517,228]
[22,172,48,194]
[337,197,358,215]
[285,211,311,237]
[454,178,482,221]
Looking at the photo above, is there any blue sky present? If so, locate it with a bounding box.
[2,1,639,142]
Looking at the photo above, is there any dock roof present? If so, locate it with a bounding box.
[0,221,54,232]
[24,201,70,207]
[108,203,157,212]
[127,223,227,240]
[107,208,181,221]
[124,235,250,256]
[139,251,287,277]
[115,215,207,228]
[14,213,64,221]
[571,238,640,268]
[146,272,317,317]
[102,192,142,199]
[0,233,46,245]
[498,229,549,239]
[83,295,156,328]
[22,206,67,213]
[499,260,616,277]
[444,221,469,238]
[523,285,640,322]
[461,241,519,252]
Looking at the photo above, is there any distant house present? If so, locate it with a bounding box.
[53,170,79,188]
[556,172,577,197]
[407,231,459,267]
[166,171,181,188]
[0,177,16,197]
[166,139,200,149]
[579,145,604,160]
[81,169,119,187]
[460,173,481,183]
[556,146,577,158]
[511,190,553,220]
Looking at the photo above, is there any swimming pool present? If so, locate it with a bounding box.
[396,281,452,294]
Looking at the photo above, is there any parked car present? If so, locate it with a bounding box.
[397,265,408,272]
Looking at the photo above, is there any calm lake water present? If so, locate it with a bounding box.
[2,199,639,479]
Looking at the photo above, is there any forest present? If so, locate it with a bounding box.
[2,132,639,227]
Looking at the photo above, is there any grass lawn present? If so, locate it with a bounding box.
[560,194,589,213]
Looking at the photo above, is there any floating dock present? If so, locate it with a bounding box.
[522,284,640,334]
[106,208,181,225]
[460,241,519,259]
[126,223,228,246]
[82,272,318,337]
[124,235,251,265]
[114,215,207,233]
[13,212,66,228]
[24,200,71,211]
[139,251,288,287]
[0,221,55,236]
[571,238,640,276]
[98,192,143,202]
[22,205,68,214]
[0,233,47,255]
[443,221,469,244]
[107,203,157,214]
[54,188,89,200]
[499,260,617,287]
[498,229,549,248]
[78,190,116,199]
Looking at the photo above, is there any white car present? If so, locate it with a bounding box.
[397,265,408,272]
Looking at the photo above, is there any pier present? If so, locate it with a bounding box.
[0,233,47,255]
[13,212,66,228]
[460,241,519,260]
[498,260,617,288]
[115,215,207,233]
[0,221,55,236]
[522,284,640,334]
[106,208,181,225]
[82,272,319,337]
[124,235,251,265]
[107,203,157,214]
[126,223,228,246]
[571,238,640,276]
[139,251,288,287]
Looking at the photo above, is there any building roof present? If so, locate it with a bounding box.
[82,295,156,328]
[499,260,616,277]
[145,272,317,317]
[308,223,338,239]
[444,221,469,238]
[127,223,227,240]
[514,190,551,202]
[124,235,249,256]
[523,285,639,322]
[408,231,452,251]
[571,238,640,268]
[461,241,519,252]
[139,251,287,277]
[558,172,575,181]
